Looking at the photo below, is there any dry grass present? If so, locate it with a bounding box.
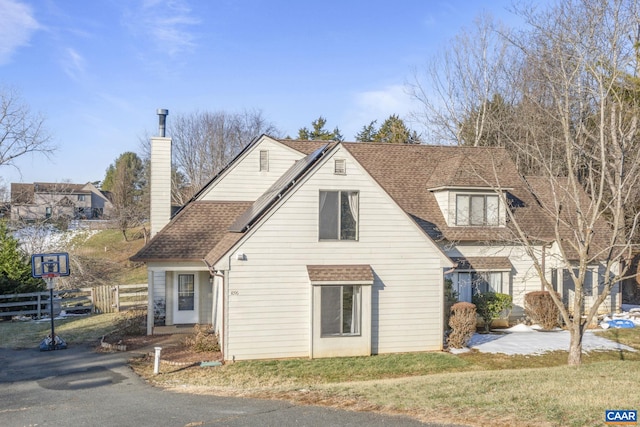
[318,361,640,427]
[0,313,121,349]
[131,329,640,427]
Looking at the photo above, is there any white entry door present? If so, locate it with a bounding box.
[173,273,198,324]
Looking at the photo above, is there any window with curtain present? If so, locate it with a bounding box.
[319,190,358,240]
[320,285,361,336]
[458,271,505,294]
[456,194,499,226]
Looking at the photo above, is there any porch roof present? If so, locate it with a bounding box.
[451,256,513,271]
[307,264,373,284]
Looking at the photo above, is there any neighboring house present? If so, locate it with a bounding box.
[10,182,113,221]
[131,134,620,361]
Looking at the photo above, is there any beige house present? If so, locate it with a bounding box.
[10,182,113,222]
[132,134,620,361]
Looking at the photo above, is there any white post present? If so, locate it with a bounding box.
[153,347,162,374]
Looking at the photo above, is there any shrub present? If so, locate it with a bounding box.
[525,291,561,330]
[472,292,513,332]
[183,324,220,353]
[443,278,458,331]
[447,302,477,349]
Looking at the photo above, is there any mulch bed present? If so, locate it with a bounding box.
[99,334,222,364]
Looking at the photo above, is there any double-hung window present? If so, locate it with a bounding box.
[321,285,361,336]
[319,191,358,240]
[456,194,499,226]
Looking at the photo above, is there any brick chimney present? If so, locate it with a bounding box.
[150,109,171,238]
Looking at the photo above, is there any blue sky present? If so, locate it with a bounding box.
[0,0,520,186]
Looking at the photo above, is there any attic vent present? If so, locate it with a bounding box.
[259,150,269,172]
[334,159,346,175]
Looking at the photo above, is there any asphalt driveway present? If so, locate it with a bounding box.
[0,344,453,427]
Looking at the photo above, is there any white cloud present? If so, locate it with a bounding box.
[0,0,40,65]
[61,47,86,81]
[126,0,200,57]
[343,84,421,139]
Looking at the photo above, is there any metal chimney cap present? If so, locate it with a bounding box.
[156,108,169,116]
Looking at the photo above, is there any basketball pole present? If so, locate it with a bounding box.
[47,277,55,349]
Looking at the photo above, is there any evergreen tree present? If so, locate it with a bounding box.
[355,120,378,142]
[356,115,421,144]
[375,114,421,144]
[298,116,344,141]
[0,222,44,295]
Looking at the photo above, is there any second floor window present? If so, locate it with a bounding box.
[319,190,358,240]
[78,195,85,201]
[456,194,499,226]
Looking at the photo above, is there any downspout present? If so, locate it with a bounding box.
[204,259,225,359]
[541,241,553,291]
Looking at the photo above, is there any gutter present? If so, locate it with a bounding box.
[203,259,226,359]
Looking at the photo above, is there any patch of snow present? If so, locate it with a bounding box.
[505,323,536,332]
[13,225,98,254]
[465,330,635,355]
[448,347,471,354]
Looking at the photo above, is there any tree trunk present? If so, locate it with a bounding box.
[567,323,584,366]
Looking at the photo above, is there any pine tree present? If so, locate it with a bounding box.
[0,222,44,295]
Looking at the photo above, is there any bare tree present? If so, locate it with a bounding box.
[409,13,512,146]
[140,109,279,203]
[0,86,54,172]
[424,0,640,366]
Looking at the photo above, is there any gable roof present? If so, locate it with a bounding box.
[136,138,598,267]
[341,143,555,243]
[228,144,331,232]
[131,201,252,262]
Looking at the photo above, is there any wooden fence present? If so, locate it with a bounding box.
[0,284,148,319]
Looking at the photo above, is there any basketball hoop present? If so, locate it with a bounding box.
[42,273,59,279]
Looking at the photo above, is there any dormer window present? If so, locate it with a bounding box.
[456,194,499,226]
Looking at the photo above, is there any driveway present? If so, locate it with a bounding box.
[0,344,454,427]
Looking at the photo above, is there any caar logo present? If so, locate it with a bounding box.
[605,410,637,425]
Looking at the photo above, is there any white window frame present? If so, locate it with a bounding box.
[259,150,269,172]
[456,194,500,226]
[319,190,359,241]
[177,274,195,311]
[320,285,362,337]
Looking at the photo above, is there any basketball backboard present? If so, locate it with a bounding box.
[31,252,70,278]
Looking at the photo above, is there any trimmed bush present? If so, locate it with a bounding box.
[472,292,513,333]
[525,291,561,330]
[182,324,220,352]
[447,302,477,349]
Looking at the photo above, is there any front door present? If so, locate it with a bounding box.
[173,273,198,324]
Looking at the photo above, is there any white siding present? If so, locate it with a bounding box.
[150,137,172,237]
[217,146,449,361]
[448,244,620,319]
[447,245,544,318]
[198,137,306,201]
